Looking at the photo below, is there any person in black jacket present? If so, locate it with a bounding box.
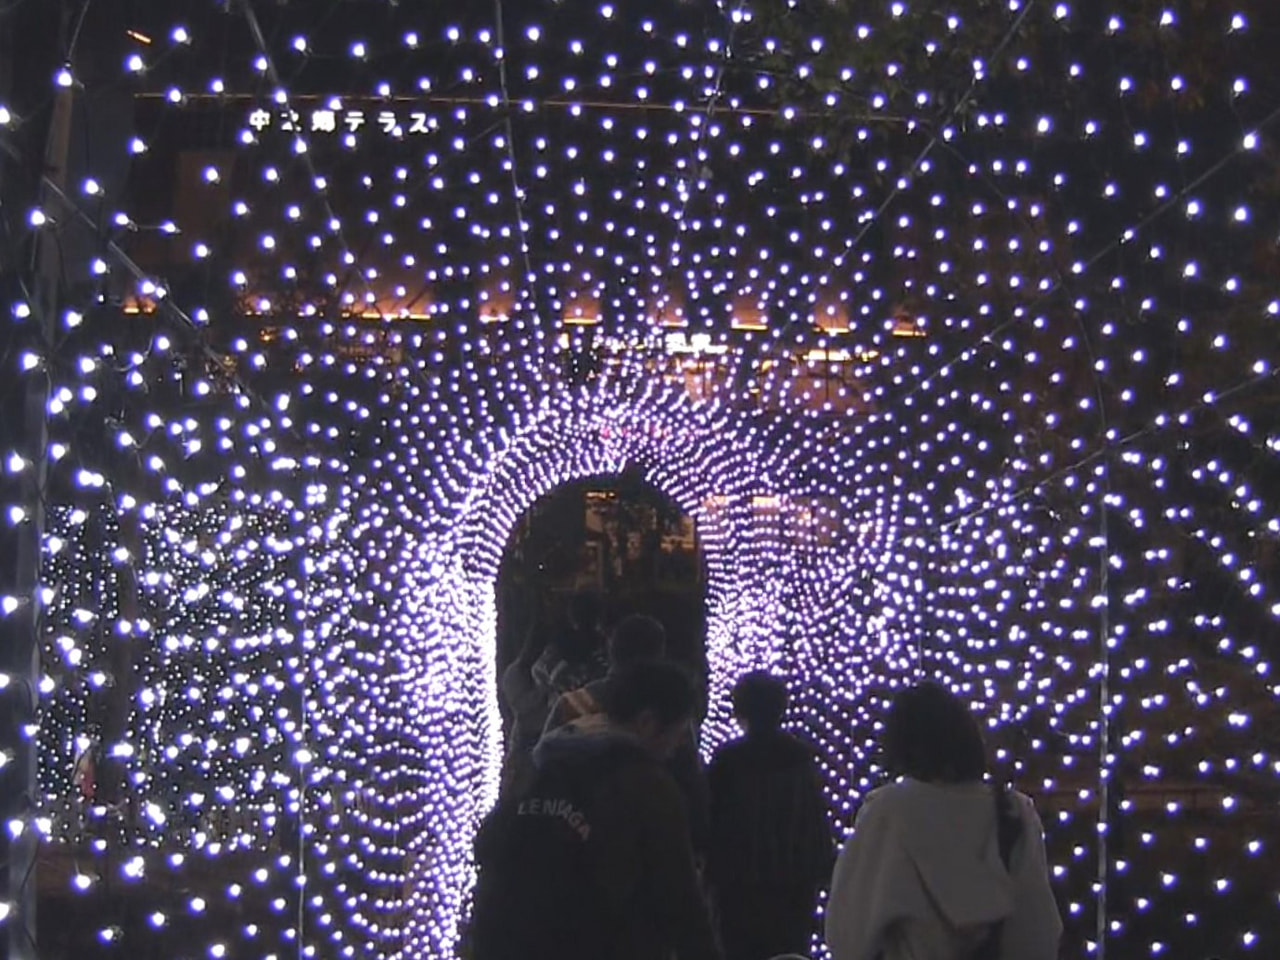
[706,672,834,960]
[470,660,721,960]
[542,614,711,857]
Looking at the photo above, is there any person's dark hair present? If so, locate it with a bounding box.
[608,614,666,668]
[603,661,696,728]
[731,671,788,732]
[882,682,987,783]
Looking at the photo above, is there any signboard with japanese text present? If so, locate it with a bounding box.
[247,107,440,137]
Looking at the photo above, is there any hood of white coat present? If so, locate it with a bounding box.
[881,778,1015,929]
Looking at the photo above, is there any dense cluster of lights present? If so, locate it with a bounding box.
[2,1,1279,958]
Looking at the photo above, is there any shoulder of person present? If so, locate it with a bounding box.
[862,779,909,803]
[608,750,682,799]
[852,781,910,825]
[709,736,748,763]
[1007,788,1046,827]
[597,757,690,835]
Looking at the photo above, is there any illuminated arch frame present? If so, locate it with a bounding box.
[387,377,823,958]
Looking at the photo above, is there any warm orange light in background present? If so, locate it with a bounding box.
[730,294,768,331]
[812,296,851,334]
[358,310,432,321]
[479,285,514,323]
[891,313,927,338]
[645,290,688,328]
[124,280,910,359]
[563,291,602,326]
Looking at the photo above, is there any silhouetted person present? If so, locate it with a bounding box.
[470,661,721,960]
[532,591,607,694]
[543,614,665,726]
[543,614,710,857]
[707,672,833,960]
[499,623,554,796]
[825,682,1061,960]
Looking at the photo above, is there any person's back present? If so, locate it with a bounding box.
[470,662,721,960]
[708,732,832,887]
[826,779,1059,960]
[824,683,1060,960]
[708,673,833,960]
[473,718,624,960]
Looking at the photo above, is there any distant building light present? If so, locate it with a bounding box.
[813,300,851,333]
[891,316,928,338]
[804,348,854,364]
[665,332,728,355]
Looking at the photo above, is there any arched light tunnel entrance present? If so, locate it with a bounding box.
[361,381,892,959]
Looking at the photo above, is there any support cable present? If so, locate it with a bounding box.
[492,0,537,313]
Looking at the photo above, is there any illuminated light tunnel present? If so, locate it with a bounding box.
[315,369,908,956]
[2,1,1278,959]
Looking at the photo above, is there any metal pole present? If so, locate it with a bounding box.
[1095,458,1113,960]
[2,2,75,955]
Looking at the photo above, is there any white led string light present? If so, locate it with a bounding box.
[1,1,1277,959]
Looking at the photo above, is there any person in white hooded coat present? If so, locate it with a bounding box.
[825,683,1062,960]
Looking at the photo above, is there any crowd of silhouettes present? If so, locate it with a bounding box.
[468,600,1061,960]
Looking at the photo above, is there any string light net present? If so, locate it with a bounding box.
[4,0,1279,958]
